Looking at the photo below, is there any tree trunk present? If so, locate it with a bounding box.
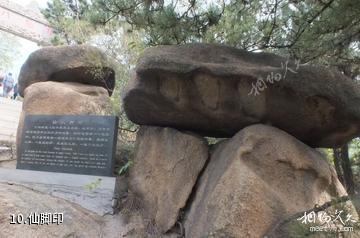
[340,143,355,195]
[333,67,356,196]
[333,148,344,185]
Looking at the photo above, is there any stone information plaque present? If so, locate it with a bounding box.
[17,115,119,177]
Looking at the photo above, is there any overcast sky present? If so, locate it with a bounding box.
[12,0,48,9]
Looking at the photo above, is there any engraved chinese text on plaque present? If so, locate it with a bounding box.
[17,115,119,177]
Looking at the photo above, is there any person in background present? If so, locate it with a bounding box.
[2,72,14,98]
[12,83,18,100]
[0,74,4,88]
[0,73,4,96]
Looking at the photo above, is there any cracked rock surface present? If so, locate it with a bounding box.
[128,126,208,234]
[123,43,360,147]
[184,124,352,238]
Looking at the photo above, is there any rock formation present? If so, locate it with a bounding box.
[123,43,360,148]
[121,43,359,237]
[16,45,115,159]
[20,81,113,115]
[18,45,115,96]
[10,43,358,237]
[128,126,208,234]
[184,124,350,238]
[125,124,358,237]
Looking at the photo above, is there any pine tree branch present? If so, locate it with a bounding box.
[267,0,335,49]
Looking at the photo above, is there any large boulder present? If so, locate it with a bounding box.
[184,124,353,238]
[128,126,208,234]
[18,45,115,96]
[16,81,113,158]
[20,81,113,115]
[123,43,360,147]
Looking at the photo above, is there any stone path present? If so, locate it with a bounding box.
[0,168,115,216]
[0,182,126,238]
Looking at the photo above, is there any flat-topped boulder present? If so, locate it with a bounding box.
[123,43,360,147]
[18,45,115,96]
[16,81,114,159]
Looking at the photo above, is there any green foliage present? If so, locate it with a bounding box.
[349,138,360,183]
[42,0,93,44]
[42,0,360,186]
[117,160,133,176]
[42,0,360,83]
[84,178,102,191]
[40,0,358,77]
[42,0,144,132]
[43,0,360,70]
[203,0,360,72]
[89,0,224,45]
[350,138,360,162]
[0,32,21,71]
